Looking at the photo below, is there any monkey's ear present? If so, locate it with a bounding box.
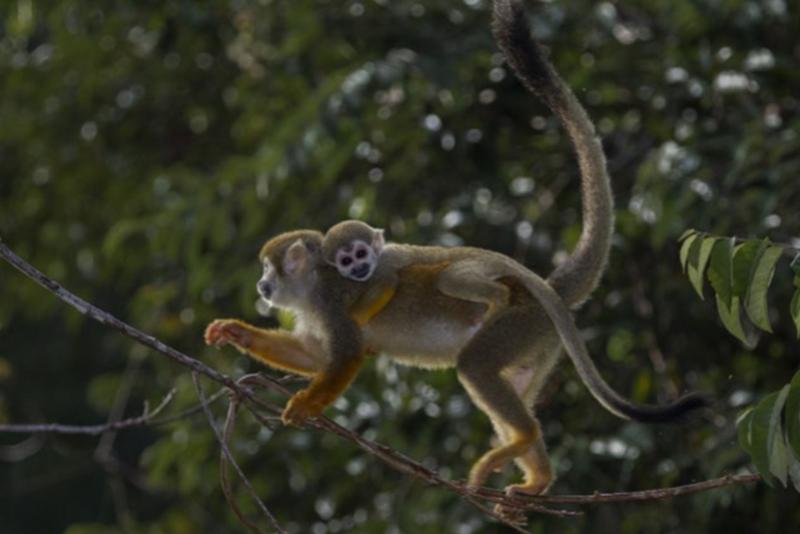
[372,229,385,255]
[284,239,311,276]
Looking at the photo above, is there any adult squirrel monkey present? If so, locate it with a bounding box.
[205,0,709,496]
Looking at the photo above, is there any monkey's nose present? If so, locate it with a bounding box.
[257,280,273,299]
[352,264,370,280]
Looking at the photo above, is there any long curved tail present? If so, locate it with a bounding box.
[513,266,709,422]
[493,1,709,422]
[492,0,613,309]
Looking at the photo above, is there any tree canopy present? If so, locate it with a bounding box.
[1,0,799,532]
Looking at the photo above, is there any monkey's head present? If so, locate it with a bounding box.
[257,230,324,308]
[322,220,385,282]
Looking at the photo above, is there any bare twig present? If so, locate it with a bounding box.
[474,472,760,508]
[239,374,579,522]
[219,393,270,534]
[0,238,762,527]
[192,372,285,534]
[0,388,229,436]
[95,356,146,460]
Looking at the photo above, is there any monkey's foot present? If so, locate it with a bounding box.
[467,453,512,488]
[505,478,553,497]
[204,319,250,348]
[281,390,325,427]
[492,479,552,525]
[468,436,537,488]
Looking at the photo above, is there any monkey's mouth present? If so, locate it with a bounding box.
[351,264,371,280]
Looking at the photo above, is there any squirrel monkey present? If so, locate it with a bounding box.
[205,0,709,497]
[322,219,512,325]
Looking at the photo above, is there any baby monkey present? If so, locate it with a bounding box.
[323,220,512,325]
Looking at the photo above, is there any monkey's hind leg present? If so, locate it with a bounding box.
[437,261,510,317]
[456,305,552,491]
[502,363,556,496]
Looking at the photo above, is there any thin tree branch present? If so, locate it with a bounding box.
[474,473,760,508]
[95,355,145,460]
[192,372,285,534]
[0,389,226,435]
[219,392,270,534]
[0,238,762,527]
[1,388,173,435]
[238,374,758,515]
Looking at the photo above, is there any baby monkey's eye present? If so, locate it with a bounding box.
[341,256,353,266]
[355,248,367,259]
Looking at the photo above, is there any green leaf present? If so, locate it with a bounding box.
[708,237,735,308]
[716,294,756,348]
[737,408,754,454]
[688,236,718,299]
[749,386,791,486]
[787,377,800,458]
[678,228,698,242]
[790,458,800,494]
[680,231,700,273]
[744,244,783,332]
[732,240,767,298]
[770,423,791,487]
[790,252,800,275]
[791,288,800,339]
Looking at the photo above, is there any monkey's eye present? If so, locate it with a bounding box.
[341,256,353,267]
[355,248,367,259]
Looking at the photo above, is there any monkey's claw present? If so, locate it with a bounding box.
[281,390,325,426]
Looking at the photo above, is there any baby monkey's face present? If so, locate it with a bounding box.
[334,239,380,281]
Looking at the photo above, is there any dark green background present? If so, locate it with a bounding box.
[1,0,799,532]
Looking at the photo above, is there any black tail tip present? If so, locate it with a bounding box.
[676,391,713,414]
[650,392,714,424]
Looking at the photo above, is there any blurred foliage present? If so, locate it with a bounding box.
[1,0,799,532]
[678,231,800,490]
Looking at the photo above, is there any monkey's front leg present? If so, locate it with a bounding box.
[281,354,365,426]
[204,319,323,376]
[281,314,366,427]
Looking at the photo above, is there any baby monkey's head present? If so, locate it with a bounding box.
[322,220,385,282]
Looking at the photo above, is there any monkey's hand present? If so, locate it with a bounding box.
[281,389,326,426]
[204,319,252,350]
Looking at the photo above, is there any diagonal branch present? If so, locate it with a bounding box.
[0,238,761,528]
[0,239,236,390]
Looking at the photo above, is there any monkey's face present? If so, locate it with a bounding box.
[257,239,319,309]
[333,239,380,282]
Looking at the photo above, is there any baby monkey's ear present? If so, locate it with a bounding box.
[371,229,385,255]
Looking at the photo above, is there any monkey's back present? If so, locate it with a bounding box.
[362,262,488,368]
